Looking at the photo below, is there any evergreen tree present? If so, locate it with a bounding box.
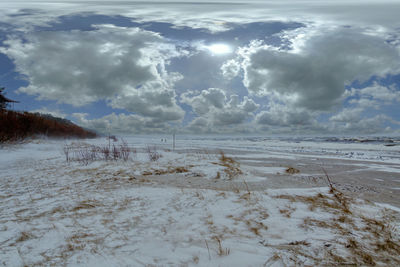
[0,87,18,110]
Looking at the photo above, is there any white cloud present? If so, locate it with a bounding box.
[221,59,241,80]
[2,1,400,32]
[1,24,185,122]
[1,1,400,135]
[351,83,400,103]
[181,88,259,130]
[330,114,395,134]
[348,98,379,110]
[181,88,226,115]
[185,116,254,134]
[328,105,400,134]
[329,107,364,123]
[110,87,184,122]
[185,117,211,134]
[234,28,400,111]
[254,102,325,133]
[332,83,400,122]
[327,81,400,134]
[72,112,176,134]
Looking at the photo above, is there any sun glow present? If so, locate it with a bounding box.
[206,43,232,55]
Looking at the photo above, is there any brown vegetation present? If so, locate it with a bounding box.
[0,110,96,142]
[213,236,230,256]
[142,166,189,176]
[217,151,243,179]
[63,140,133,164]
[271,173,400,266]
[285,167,300,174]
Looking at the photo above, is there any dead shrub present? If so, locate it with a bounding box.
[63,139,133,164]
[75,144,98,165]
[119,139,131,161]
[100,145,111,160]
[146,146,162,162]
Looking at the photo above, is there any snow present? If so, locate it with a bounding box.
[1,136,400,266]
[356,163,400,173]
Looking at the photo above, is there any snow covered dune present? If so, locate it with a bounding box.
[1,137,399,266]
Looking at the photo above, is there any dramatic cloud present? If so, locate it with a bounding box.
[1,24,185,121]
[254,102,324,133]
[110,86,184,122]
[219,26,400,134]
[1,1,400,134]
[181,88,259,132]
[327,83,400,134]
[73,113,176,134]
[234,28,400,111]
[181,88,226,115]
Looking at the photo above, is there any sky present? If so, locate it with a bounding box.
[1,0,400,135]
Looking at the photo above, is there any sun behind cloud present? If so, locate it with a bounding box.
[206,43,232,55]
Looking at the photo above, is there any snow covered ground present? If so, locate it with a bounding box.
[1,136,400,266]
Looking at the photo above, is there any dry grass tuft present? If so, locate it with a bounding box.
[272,170,400,266]
[288,240,310,246]
[285,167,300,174]
[239,193,251,200]
[217,151,243,179]
[72,200,99,211]
[192,255,200,264]
[344,238,376,266]
[16,231,35,242]
[322,167,351,214]
[294,206,399,264]
[275,172,351,215]
[142,166,189,176]
[279,206,295,218]
[227,206,269,237]
[194,191,205,200]
[213,236,230,256]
